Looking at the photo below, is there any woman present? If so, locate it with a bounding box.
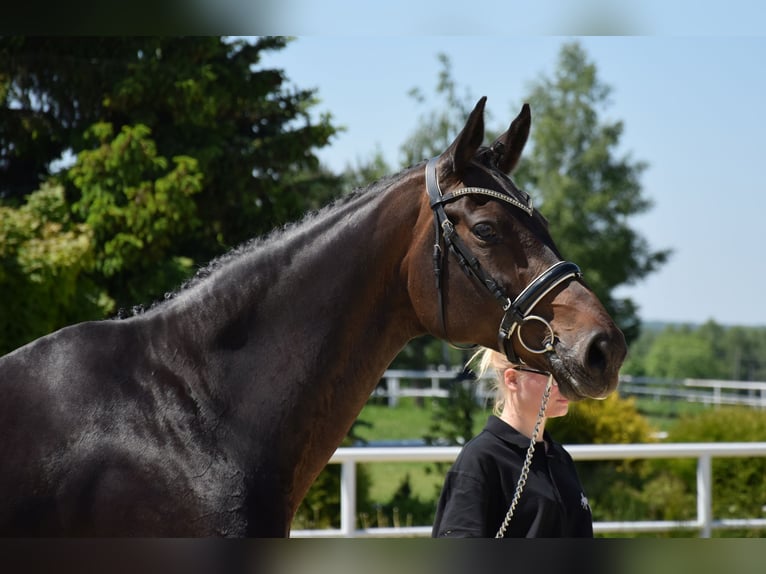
[431,348,593,538]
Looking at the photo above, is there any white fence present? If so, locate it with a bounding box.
[291,442,766,538]
[374,369,766,409]
[620,376,766,408]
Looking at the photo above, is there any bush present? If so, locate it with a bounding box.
[0,183,113,354]
[549,393,656,445]
[548,394,658,523]
[359,474,437,530]
[649,408,766,535]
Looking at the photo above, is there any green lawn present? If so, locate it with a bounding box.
[354,399,492,502]
[632,396,715,432]
[355,398,491,442]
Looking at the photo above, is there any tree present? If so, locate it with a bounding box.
[0,183,112,354]
[512,42,670,343]
[68,122,203,307]
[622,320,766,381]
[400,53,481,167]
[642,325,725,379]
[0,37,343,343]
[720,325,766,381]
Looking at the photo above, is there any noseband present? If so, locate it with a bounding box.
[425,157,582,365]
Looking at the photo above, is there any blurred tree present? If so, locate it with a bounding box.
[720,325,766,381]
[0,36,342,338]
[400,53,481,167]
[425,369,480,447]
[622,320,766,381]
[642,324,725,379]
[512,42,670,344]
[340,146,391,191]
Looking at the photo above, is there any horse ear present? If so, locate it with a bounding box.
[438,96,487,180]
[490,103,531,173]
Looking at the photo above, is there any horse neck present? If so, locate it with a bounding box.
[160,168,427,502]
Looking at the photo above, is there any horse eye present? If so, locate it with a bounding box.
[472,223,496,241]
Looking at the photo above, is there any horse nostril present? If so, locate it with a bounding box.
[585,332,610,374]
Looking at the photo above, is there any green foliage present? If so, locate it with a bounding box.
[1,38,341,241]
[368,473,437,528]
[620,326,659,376]
[624,320,766,380]
[549,393,656,445]
[69,122,202,307]
[643,326,724,379]
[0,183,112,354]
[389,338,469,370]
[549,397,766,534]
[425,376,480,447]
[645,408,766,535]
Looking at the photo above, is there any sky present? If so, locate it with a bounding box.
[257,32,766,329]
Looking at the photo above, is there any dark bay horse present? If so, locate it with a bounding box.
[0,97,626,536]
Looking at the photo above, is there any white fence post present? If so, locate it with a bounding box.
[340,460,356,537]
[387,377,399,408]
[697,453,713,538]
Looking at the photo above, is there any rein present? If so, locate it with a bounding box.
[425,157,582,365]
[495,372,553,538]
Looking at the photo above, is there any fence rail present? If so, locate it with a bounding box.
[374,369,766,409]
[291,442,766,538]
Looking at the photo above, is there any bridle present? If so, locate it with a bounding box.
[425,157,582,366]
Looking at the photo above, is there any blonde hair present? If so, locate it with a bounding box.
[470,347,515,417]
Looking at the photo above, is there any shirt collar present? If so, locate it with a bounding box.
[485,415,557,453]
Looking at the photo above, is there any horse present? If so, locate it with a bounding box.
[0,97,626,537]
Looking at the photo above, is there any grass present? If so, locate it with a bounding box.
[354,398,492,502]
[632,396,717,432]
[356,397,492,442]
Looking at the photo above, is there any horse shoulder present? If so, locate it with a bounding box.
[0,318,249,535]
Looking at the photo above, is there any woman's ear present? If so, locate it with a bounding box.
[503,368,518,390]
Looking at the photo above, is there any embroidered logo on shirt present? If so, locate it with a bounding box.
[580,492,591,513]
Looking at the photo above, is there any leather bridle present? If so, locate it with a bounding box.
[425,157,582,365]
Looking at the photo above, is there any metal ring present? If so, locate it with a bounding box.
[516,315,557,355]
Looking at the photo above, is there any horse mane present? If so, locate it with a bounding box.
[117,164,423,319]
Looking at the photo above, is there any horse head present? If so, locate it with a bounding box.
[408,96,627,400]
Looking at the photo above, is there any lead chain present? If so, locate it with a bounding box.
[495,373,554,538]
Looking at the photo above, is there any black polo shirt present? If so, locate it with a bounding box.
[432,415,593,538]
